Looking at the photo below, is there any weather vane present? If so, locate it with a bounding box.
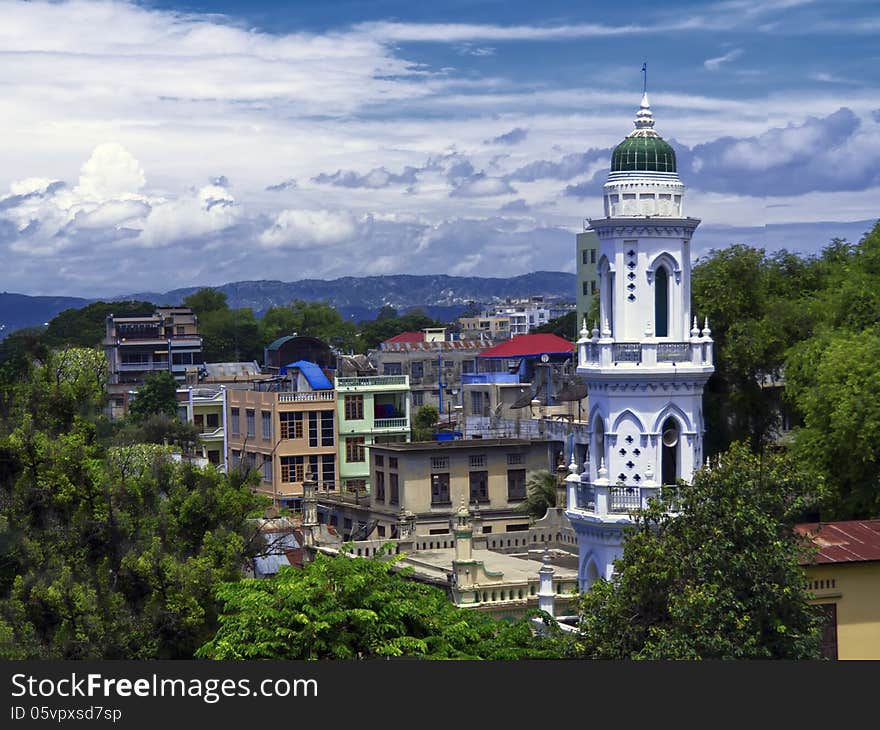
[642,62,647,94]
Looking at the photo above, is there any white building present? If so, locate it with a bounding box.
[565,92,715,590]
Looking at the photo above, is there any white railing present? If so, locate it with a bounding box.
[277,391,335,402]
[374,417,408,429]
[336,376,408,388]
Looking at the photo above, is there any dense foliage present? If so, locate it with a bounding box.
[575,443,823,659]
[197,549,571,660]
[0,348,267,659]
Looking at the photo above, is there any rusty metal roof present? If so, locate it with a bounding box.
[794,520,880,565]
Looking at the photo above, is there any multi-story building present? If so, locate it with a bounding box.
[373,334,488,419]
[225,369,338,511]
[104,306,202,418]
[177,385,227,471]
[576,229,600,335]
[458,315,512,340]
[335,374,411,494]
[365,439,555,539]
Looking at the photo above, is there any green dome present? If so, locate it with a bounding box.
[611,136,677,173]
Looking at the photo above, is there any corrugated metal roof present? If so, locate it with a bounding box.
[266,335,297,351]
[795,520,880,565]
[477,333,575,359]
[383,331,425,344]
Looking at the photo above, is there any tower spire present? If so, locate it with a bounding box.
[642,61,647,95]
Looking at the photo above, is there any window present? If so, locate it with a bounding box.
[469,471,489,503]
[591,280,598,295]
[374,471,385,501]
[411,362,424,378]
[389,473,399,505]
[383,362,402,375]
[507,453,524,465]
[431,473,450,504]
[583,281,589,296]
[346,436,366,463]
[261,458,273,483]
[279,411,303,439]
[591,248,596,264]
[309,412,319,447]
[483,525,492,534]
[194,414,204,430]
[261,411,271,440]
[176,325,186,335]
[471,391,484,415]
[231,408,240,435]
[461,359,475,374]
[430,456,449,470]
[661,416,680,486]
[412,391,424,407]
[280,455,304,483]
[346,478,367,493]
[374,454,384,467]
[245,409,255,438]
[207,450,220,465]
[206,412,219,429]
[322,454,336,490]
[507,469,526,501]
[389,457,398,469]
[231,449,241,467]
[505,523,529,532]
[582,249,589,265]
[655,266,669,337]
[469,454,486,467]
[344,395,364,420]
[321,410,334,446]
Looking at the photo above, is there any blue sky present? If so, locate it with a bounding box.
[0,0,877,296]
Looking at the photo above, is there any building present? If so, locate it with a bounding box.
[177,385,227,471]
[335,373,411,494]
[795,520,880,660]
[361,438,555,540]
[566,91,715,590]
[373,335,488,420]
[103,306,202,417]
[577,229,601,335]
[458,315,511,340]
[225,366,338,511]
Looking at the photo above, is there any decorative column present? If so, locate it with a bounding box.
[537,550,556,618]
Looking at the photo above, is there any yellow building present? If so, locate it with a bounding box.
[796,520,880,660]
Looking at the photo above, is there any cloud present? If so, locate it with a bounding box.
[258,209,366,248]
[873,110,880,123]
[508,148,610,182]
[454,44,495,56]
[74,143,145,200]
[704,48,743,71]
[685,107,879,195]
[449,173,516,198]
[486,127,528,145]
[266,179,298,192]
[499,198,530,213]
[313,166,420,189]
[564,177,605,199]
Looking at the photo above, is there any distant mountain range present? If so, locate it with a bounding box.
[1,271,577,337]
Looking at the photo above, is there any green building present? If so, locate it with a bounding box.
[335,374,411,493]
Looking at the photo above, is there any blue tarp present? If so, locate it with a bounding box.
[281,360,333,390]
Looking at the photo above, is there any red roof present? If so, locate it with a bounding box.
[477,333,575,359]
[383,331,425,345]
[794,520,880,565]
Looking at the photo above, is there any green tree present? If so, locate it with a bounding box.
[197,549,570,660]
[128,371,179,423]
[575,443,824,659]
[517,470,558,520]
[533,311,576,340]
[260,300,359,353]
[359,310,445,350]
[182,288,228,316]
[412,404,439,441]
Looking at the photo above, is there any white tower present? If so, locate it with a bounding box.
[566,92,714,591]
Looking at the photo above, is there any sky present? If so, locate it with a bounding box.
[0,0,878,297]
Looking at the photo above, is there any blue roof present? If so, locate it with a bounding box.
[282,360,333,390]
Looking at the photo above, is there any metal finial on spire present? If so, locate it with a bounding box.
[642,61,647,94]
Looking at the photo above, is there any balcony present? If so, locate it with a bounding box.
[117,361,170,372]
[568,480,683,519]
[336,375,409,390]
[578,338,713,369]
[277,391,335,403]
[374,417,408,429]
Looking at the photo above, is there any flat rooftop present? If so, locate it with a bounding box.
[371,438,544,452]
[400,546,579,584]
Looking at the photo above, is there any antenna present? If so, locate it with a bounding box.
[642,62,647,94]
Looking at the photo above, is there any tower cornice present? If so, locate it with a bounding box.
[589,217,700,240]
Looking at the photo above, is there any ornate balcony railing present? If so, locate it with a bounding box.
[277,391,335,402]
[374,417,408,429]
[336,376,408,388]
[576,484,595,511]
[612,343,641,362]
[609,486,642,513]
[657,342,691,362]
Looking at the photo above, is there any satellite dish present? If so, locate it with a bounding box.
[662,428,679,448]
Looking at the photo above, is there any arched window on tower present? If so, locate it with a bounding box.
[661,416,680,486]
[655,266,669,337]
[592,416,605,480]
